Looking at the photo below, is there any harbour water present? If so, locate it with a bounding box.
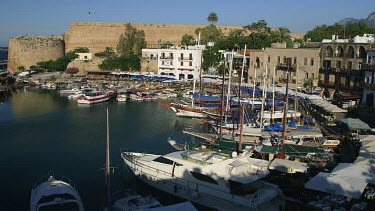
[0,89,203,210]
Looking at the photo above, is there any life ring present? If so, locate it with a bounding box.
[276,106,280,110]
[228,110,232,116]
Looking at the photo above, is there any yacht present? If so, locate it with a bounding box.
[30,174,84,211]
[77,90,115,104]
[121,149,285,211]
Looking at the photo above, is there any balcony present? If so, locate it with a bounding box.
[160,56,174,60]
[142,56,158,61]
[318,80,362,92]
[178,57,193,61]
[319,68,363,77]
[362,64,375,71]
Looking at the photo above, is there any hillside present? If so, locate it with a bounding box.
[337,12,375,27]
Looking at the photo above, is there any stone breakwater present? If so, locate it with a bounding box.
[8,22,305,72]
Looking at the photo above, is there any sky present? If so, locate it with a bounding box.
[1,0,374,47]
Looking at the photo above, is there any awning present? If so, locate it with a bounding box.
[268,158,307,173]
[304,172,368,199]
[331,163,375,184]
[340,118,371,130]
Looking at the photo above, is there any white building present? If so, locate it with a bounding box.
[362,49,375,107]
[75,53,92,61]
[142,45,204,81]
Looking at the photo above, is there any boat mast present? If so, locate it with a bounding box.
[272,67,276,123]
[238,104,245,153]
[105,108,111,211]
[252,68,257,108]
[219,63,225,136]
[260,65,267,130]
[237,45,247,129]
[225,50,233,122]
[279,60,291,159]
[295,63,298,122]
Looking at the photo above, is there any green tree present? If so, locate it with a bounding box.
[161,41,174,49]
[17,66,25,72]
[117,23,147,57]
[244,20,273,49]
[274,27,291,43]
[195,24,223,45]
[207,12,218,25]
[181,34,196,46]
[222,29,246,50]
[202,45,221,72]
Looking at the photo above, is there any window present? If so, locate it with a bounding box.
[277,56,280,64]
[153,156,174,165]
[283,56,287,64]
[189,62,192,66]
[189,53,192,60]
[181,62,183,66]
[312,73,315,79]
[268,56,270,63]
[310,58,314,66]
[294,57,297,65]
[190,171,218,185]
[84,56,88,60]
[304,57,307,65]
[306,73,309,79]
[336,61,342,68]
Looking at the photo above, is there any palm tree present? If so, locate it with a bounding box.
[207,12,218,25]
[277,27,291,43]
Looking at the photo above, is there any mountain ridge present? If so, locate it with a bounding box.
[337,12,375,27]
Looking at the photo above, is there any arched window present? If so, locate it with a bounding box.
[347,46,355,58]
[325,46,333,57]
[336,46,344,57]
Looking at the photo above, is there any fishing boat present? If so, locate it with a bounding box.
[121,149,285,210]
[58,88,82,96]
[68,93,85,100]
[30,173,84,211]
[77,90,115,104]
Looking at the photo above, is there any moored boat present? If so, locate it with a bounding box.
[121,149,285,210]
[77,90,115,104]
[30,174,84,211]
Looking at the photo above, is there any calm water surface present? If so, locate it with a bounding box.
[0,89,203,210]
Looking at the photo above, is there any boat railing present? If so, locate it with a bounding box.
[32,173,80,194]
[124,155,280,206]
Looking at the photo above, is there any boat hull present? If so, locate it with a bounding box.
[121,152,284,211]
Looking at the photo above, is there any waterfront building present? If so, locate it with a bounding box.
[318,34,374,107]
[247,44,320,87]
[220,49,250,81]
[142,45,204,81]
[362,49,375,107]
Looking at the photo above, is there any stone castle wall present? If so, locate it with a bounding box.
[64,22,246,53]
[8,22,305,72]
[8,36,64,72]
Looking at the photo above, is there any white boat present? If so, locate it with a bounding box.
[121,150,285,211]
[30,174,84,211]
[171,107,207,118]
[112,189,162,211]
[117,94,127,102]
[258,110,301,119]
[77,90,115,104]
[59,88,82,96]
[129,93,143,101]
[68,93,85,100]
